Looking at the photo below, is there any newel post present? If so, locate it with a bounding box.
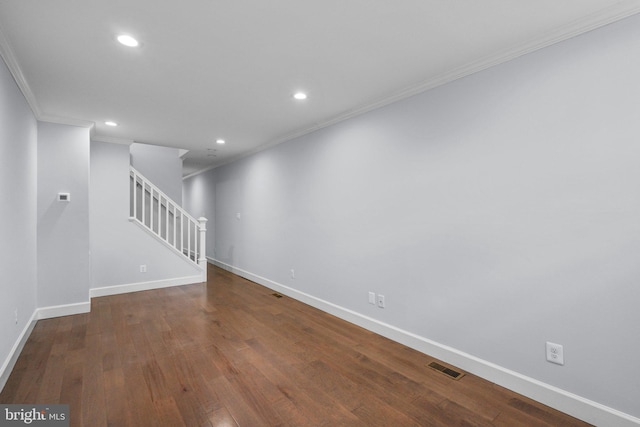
[198,217,208,281]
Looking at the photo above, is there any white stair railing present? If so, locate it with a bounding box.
[129,166,207,278]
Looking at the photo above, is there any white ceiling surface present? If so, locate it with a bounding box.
[1,1,640,177]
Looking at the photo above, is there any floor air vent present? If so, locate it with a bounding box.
[271,293,283,298]
[427,362,465,380]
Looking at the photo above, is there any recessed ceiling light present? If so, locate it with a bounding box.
[117,35,139,47]
[105,121,118,126]
[216,139,225,145]
[293,92,307,100]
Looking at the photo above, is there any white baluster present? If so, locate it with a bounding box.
[150,189,155,232]
[180,212,184,255]
[142,181,147,225]
[129,166,205,268]
[165,197,169,241]
[131,171,137,220]
[198,217,208,280]
[188,218,191,260]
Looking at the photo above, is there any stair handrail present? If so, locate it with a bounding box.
[129,166,207,278]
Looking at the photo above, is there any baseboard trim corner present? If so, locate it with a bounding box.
[211,259,640,427]
[36,302,91,320]
[0,310,38,393]
[1,275,207,395]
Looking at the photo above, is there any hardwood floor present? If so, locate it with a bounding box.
[1,264,591,426]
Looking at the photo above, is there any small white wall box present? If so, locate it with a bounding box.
[58,192,71,202]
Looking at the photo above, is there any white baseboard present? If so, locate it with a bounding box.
[90,274,204,298]
[1,275,206,395]
[36,302,91,320]
[0,301,91,392]
[0,310,38,393]
[211,258,640,427]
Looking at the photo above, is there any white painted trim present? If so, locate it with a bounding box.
[0,25,41,118]
[211,258,640,427]
[90,135,134,146]
[37,115,94,129]
[183,3,640,179]
[0,309,38,393]
[130,166,205,271]
[0,29,91,129]
[1,27,93,129]
[0,275,206,394]
[1,302,90,392]
[90,274,204,298]
[36,302,91,320]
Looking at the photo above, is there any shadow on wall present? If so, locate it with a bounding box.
[37,194,71,240]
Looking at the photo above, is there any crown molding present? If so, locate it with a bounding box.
[37,114,94,128]
[0,25,42,118]
[183,1,640,179]
[276,0,640,150]
[4,1,640,174]
[1,25,95,129]
[1,27,97,129]
[90,135,134,146]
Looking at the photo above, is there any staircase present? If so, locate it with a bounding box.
[129,166,207,279]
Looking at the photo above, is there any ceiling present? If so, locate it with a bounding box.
[1,1,639,177]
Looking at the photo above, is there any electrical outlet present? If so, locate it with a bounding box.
[290,269,295,279]
[140,264,147,273]
[546,342,564,365]
[377,294,385,308]
[14,309,18,325]
[368,292,376,304]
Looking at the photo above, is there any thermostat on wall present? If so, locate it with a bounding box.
[58,192,70,202]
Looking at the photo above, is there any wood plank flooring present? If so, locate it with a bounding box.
[1,264,592,426]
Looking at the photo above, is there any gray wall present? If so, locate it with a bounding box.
[91,141,202,288]
[1,55,201,391]
[37,122,91,307]
[0,56,37,376]
[184,14,640,418]
[130,142,183,202]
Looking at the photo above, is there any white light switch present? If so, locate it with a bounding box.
[368,292,376,304]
